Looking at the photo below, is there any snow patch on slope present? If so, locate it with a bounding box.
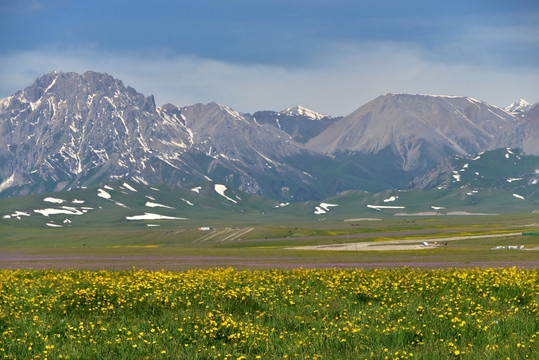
[0,174,15,193]
[314,203,338,215]
[34,208,84,217]
[3,211,31,219]
[431,206,446,210]
[367,205,406,211]
[180,198,194,206]
[214,184,237,204]
[145,201,175,209]
[126,213,187,221]
[97,189,111,199]
[46,222,63,228]
[122,182,137,192]
[44,197,66,204]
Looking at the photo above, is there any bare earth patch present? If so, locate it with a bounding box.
[344,218,382,222]
[289,232,524,251]
[394,211,499,216]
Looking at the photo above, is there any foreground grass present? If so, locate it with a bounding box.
[1,268,537,359]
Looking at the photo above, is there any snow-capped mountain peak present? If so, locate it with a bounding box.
[505,99,532,115]
[281,106,329,120]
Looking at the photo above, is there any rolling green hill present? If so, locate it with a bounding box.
[414,148,538,201]
[1,176,537,232]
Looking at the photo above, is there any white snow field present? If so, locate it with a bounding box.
[97,189,111,199]
[367,205,405,211]
[43,197,66,204]
[214,184,237,203]
[126,213,187,221]
[145,201,175,209]
[314,203,338,214]
[122,182,137,192]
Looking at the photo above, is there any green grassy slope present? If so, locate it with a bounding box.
[1,177,537,233]
[425,148,538,201]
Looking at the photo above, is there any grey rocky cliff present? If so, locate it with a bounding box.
[0,71,314,198]
[493,103,539,156]
[306,94,519,173]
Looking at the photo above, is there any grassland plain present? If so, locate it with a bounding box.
[0,212,537,359]
[0,267,537,359]
[0,214,537,270]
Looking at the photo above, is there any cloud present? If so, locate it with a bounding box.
[1,42,537,116]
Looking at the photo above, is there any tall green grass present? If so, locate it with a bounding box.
[1,268,537,359]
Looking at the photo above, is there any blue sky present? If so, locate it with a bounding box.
[1,0,538,115]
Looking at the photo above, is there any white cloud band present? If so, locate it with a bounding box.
[1,42,537,115]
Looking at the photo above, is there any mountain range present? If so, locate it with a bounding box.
[0,71,537,201]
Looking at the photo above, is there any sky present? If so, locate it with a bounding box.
[0,0,538,115]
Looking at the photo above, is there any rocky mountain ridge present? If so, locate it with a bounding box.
[0,71,316,199]
[306,94,524,173]
[0,71,536,200]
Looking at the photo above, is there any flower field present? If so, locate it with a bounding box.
[1,267,537,359]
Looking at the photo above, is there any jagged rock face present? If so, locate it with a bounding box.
[495,103,539,155]
[1,71,190,194]
[0,71,313,198]
[159,102,315,195]
[175,102,303,160]
[521,105,539,155]
[306,94,518,172]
